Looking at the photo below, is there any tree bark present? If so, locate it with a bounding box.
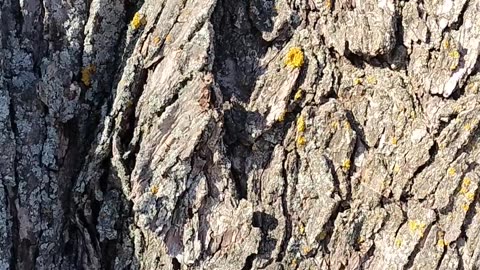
[1,0,480,269]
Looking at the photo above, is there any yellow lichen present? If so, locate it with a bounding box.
[290,258,298,268]
[408,220,418,232]
[151,185,159,195]
[447,167,456,176]
[331,121,339,130]
[418,223,426,232]
[131,12,146,30]
[462,204,470,212]
[343,121,351,130]
[452,105,461,113]
[466,192,475,202]
[358,236,365,244]
[443,40,450,50]
[297,135,307,146]
[466,83,479,94]
[353,77,363,85]
[81,65,96,87]
[437,231,446,248]
[318,231,327,241]
[395,238,402,248]
[391,137,398,145]
[297,115,306,133]
[342,159,351,171]
[460,187,468,195]
[393,164,400,174]
[294,88,304,101]
[464,123,473,132]
[450,63,458,71]
[463,177,472,188]
[437,238,446,248]
[302,245,311,255]
[325,0,332,9]
[449,50,460,70]
[153,36,161,45]
[449,50,460,59]
[408,220,426,236]
[284,47,304,68]
[165,34,172,43]
[277,111,286,122]
[366,76,377,85]
[298,223,305,235]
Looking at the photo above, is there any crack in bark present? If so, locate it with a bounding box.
[276,149,292,262]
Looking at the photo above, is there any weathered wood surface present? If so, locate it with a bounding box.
[1,0,480,269]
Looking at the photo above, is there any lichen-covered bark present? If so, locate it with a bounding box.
[1,0,480,269]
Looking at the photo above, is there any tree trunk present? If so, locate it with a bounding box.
[1,0,480,269]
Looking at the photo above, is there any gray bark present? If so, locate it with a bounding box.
[1,0,480,269]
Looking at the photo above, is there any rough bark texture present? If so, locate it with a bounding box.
[1,0,480,269]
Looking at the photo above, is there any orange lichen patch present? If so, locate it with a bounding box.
[131,12,146,30]
[294,88,304,101]
[81,65,96,87]
[447,167,456,176]
[150,185,159,195]
[284,47,304,68]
